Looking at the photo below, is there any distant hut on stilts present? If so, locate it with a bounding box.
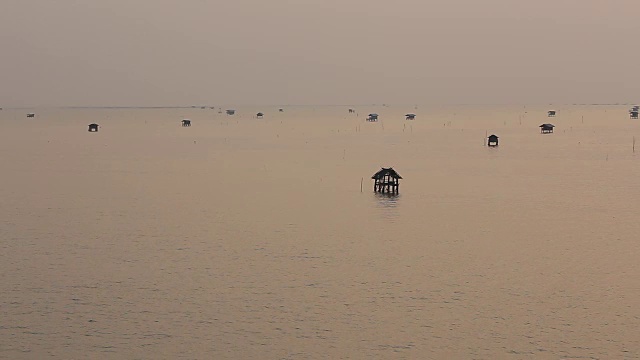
[405,113,416,120]
[487,134,499,147]
[181,119,191,127]
[547,110,556,117]
[256,112,264,119]
[366,113,379,122]
[371,167,402,194]
[226,109,236,115]
[88,123,99,132]
[539,123,555,133]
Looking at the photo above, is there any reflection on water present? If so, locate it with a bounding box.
[372,192,401,221]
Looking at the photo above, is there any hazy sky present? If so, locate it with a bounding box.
[1,0,639,107]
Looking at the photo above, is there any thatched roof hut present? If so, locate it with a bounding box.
[371,167,402,194]
[367,113,379,121]
[405,113,416,120]
[256,112,264,118]
[540,123,555,133]
[226,109,236,115]
[548,110,556,117]
[88,123,99,132]
[487,134,499,147]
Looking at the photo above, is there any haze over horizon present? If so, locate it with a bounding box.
[1,0,639,107]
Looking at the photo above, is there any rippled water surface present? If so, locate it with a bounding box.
[1,105,640,359]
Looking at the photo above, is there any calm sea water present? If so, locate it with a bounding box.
[1,105,640,359]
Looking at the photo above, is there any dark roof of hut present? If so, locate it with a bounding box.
[540,123,555,128]
[405,113,416,117]
[257,112,264,115]
[368,113,378,116]
[88,123,99,126]
[488,134,499,138]
[371,167,403,180]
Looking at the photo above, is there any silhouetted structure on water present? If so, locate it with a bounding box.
[372,167,402,194]
[226,109,235,115]
[548,110,556,117]
[367,113,379,122]
[487,134,499,147]
[182,119,191,127]
[540,123,555,133]
[26,113,35,118]
[88,123,99,132]
[256,112,264,118]
[405,113,416,120]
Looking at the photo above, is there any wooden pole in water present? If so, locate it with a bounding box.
[360,177,363,193]
[634,137,636,153]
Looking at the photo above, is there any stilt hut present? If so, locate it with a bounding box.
[405,113,416,120]
[226,109,236,115]
[26,113,35,118]
[367,113,379,122]
[256,112,264,118]
[548,110,556,117]
[88,123,99,132]
[181,119,191,127]
[348,108,355,113]
[487,134,499,147]
[279,108,284,112]
[539,123,555,133]
[631,111,639,119]
[372,167,402,194]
